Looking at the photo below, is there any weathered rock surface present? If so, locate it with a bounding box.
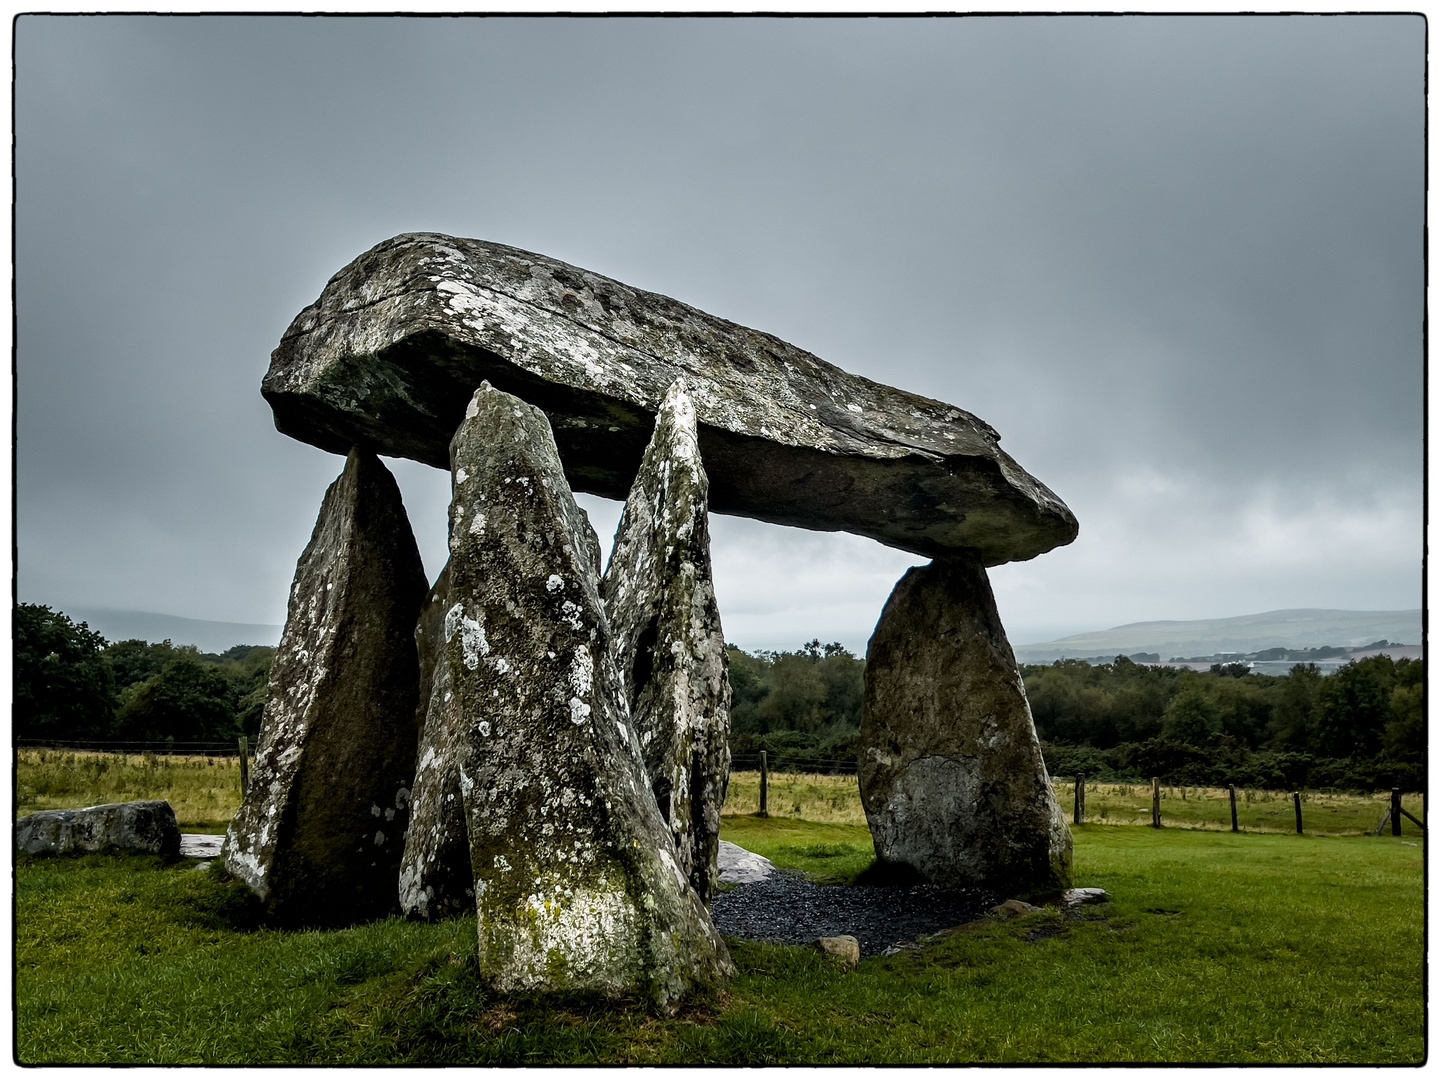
[180,833,224,860]
[397,382,731,1010]
[263,233,1077,565]
[717,839,777,885]
[17,800,180,857]
[1062,887,1109,907]
[223,448,429,926]
[811,935,861,968]
[601,382,730,904]
[398,562,475,920]
[858,554,1073,897]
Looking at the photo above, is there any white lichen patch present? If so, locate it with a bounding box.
[460,615,489,669]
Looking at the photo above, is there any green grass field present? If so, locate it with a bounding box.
[16,810,1424,1063]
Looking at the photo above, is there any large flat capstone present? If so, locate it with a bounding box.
[263,233,1077,565]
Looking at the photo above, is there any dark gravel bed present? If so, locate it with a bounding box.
[711,871,1001,958]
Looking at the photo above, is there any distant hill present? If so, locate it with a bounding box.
[1013,608,1422,664]
[64,608,282,655]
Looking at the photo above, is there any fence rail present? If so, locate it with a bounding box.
[730,754,857,775]
[17,739,241,757]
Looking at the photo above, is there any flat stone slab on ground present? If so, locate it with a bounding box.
[717,840,777,885]
[17,801,181,857]
[180,834,224,859]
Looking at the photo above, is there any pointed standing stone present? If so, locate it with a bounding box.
[858,554,1073,897]
[601,382,731,904]
[398,382,732,1011]
[223,448,428,926]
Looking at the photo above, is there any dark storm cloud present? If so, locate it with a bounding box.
[15,15,1423,648]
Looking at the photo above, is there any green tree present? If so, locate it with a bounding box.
[114,657,240,743]
[104,638,198,690]
[1266,663,1322,752]
[1383,658,1424,763]
[1315,656,1395,759]
[15,604,117,740]
[1161,687,1219,744]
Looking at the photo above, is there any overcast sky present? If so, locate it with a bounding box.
[15,14,1424,653]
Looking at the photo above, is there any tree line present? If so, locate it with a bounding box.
[16,604,273,745]
[16,604,1423,791]
[1024,655,1423,791]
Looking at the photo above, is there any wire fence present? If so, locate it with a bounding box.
[16,738,241,757]
[729,753,858,775]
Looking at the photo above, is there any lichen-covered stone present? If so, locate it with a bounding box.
[262,233,1078,565]
[17,800,180,857]
[397,562,474,920]
[858,554,1072,897]
[223,448,428,926]
[398,382,732,1011]
[601,382,730,904]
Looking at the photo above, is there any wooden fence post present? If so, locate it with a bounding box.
[1392,788,1402,836]
[1293,791,1303,835]
[1151,777,1161,828]
[238,735,250,797]
[1074,774,1086,825]
[1229,785,1239,833]
[758,750,769,817]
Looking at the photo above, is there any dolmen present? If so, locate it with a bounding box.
[229,232,1079,1007]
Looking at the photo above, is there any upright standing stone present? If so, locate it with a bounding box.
[859,554,1072,897]
[602,382,731,904]
[398,562,475,920]
[398,382,731,1011]
[223,448,428,926]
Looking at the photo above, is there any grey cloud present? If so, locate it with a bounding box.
[15,15,1422,648]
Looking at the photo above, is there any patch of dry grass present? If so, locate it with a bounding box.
[723,771,866,824]
[16,748,242,832]
[1051,779,1423,837]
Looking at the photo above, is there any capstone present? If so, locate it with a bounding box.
[858,554,1073,897]
[223,448,429,926]
[601,382,730,903]
[17,800,181,857]
[397,382,732,1011]
[263,233,1077,564]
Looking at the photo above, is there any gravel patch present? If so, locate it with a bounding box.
[711,871,1000,958]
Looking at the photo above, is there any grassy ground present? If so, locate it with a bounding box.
[16,819,1423,1064]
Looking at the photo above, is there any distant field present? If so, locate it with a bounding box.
[18,755,1420,841]
[16,749,242,833]
[725,770,1421,838]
